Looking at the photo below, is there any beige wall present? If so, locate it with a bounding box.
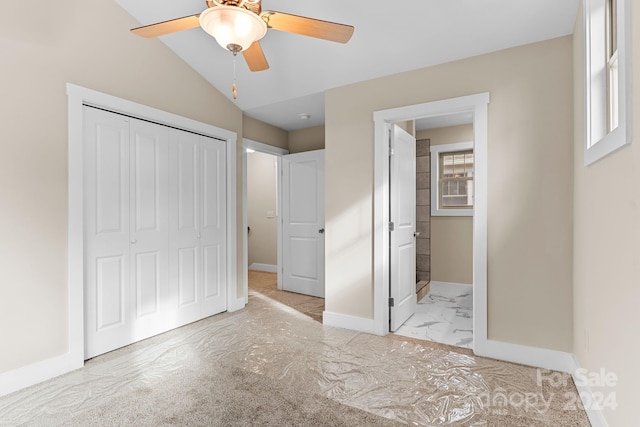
[0,1,242,375]
[243,115,288,150]
[573,3,640,424]
[288,126,325,153]
[326,36,574,351]
[247,152,278,266]
[430,218,473,285]
[417,125,474,284]
[416,124,473,145]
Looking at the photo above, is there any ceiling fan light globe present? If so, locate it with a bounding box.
[199,6,267,53]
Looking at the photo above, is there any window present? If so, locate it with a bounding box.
[584,0,630,165]
[606,0,618,132]
[431,142,473,216]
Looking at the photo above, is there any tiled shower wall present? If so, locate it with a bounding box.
[416,139,430,282]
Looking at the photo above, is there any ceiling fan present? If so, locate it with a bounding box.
[131,0,355,73]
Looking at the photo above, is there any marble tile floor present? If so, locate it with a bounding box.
[395,282,474,348]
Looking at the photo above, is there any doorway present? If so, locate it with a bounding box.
[242,139,288,300]
[372,93,489,352]
[242,141,325,320]
[393,116,475,348]
[247,150,279,274]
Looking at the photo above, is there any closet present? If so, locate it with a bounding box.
[83,106,227,359]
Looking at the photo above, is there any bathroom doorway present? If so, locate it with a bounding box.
[393,115,474,348]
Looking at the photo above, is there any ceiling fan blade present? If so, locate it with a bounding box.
[131,15,200,38]
[243,41,270,72]
[261,11,354,44]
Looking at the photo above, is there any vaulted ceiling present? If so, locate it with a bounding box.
[114,0,579,130]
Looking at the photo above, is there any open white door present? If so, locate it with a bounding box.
[282,150,325,297]
[390,125,417,331]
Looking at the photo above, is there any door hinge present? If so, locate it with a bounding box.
[389,130,395,156]
[388,297,395,307]
[389,221,395,231]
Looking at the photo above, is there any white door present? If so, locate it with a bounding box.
[84,107,132,357]
[282,150,325,297]
[199,136,227,315]
[168,131,227,323]
[128,119,170,341]
[168,129,201,325]
[390,125,417,331]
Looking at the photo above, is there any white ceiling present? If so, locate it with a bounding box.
[114,0,579,131]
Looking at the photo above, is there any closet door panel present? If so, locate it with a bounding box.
[169,129,201,324]
[135,251,160,317]
[83,107,131,359]
[129,119,169,338]
[200,137,227,315]
[203,244,222,298]
[178,247,197,305]
[96,255,126,329]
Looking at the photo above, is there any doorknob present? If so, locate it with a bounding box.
[130,239,137,244]
[318,228,325,234]
[414,231,420,238]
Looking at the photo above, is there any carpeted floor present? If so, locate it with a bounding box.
[64,366,402,427]
[0,277,591,426]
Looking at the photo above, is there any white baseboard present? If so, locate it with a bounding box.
[323,311,382,335]
[0,351,82,398]
[474,337,575,373]
[248,263,277,273]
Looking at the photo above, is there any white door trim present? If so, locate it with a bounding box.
[372,94,577,373]
[242,139,288,300]
[373,93,489,342]
[0,83,239,397]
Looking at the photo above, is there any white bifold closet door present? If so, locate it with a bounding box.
[84,106,226,359]
[168,129,227,326]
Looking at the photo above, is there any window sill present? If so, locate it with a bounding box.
[584,124,631,166]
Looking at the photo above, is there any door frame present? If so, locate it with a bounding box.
[373,93,490,349]
[67,83,238,367]
[241,139,289,301]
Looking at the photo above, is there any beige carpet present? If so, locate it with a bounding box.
[0,277,590,427]
[63,366,402,427]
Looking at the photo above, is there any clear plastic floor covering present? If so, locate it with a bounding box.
[0,290,590,426]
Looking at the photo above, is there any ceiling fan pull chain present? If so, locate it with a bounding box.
[232,54,238,100]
